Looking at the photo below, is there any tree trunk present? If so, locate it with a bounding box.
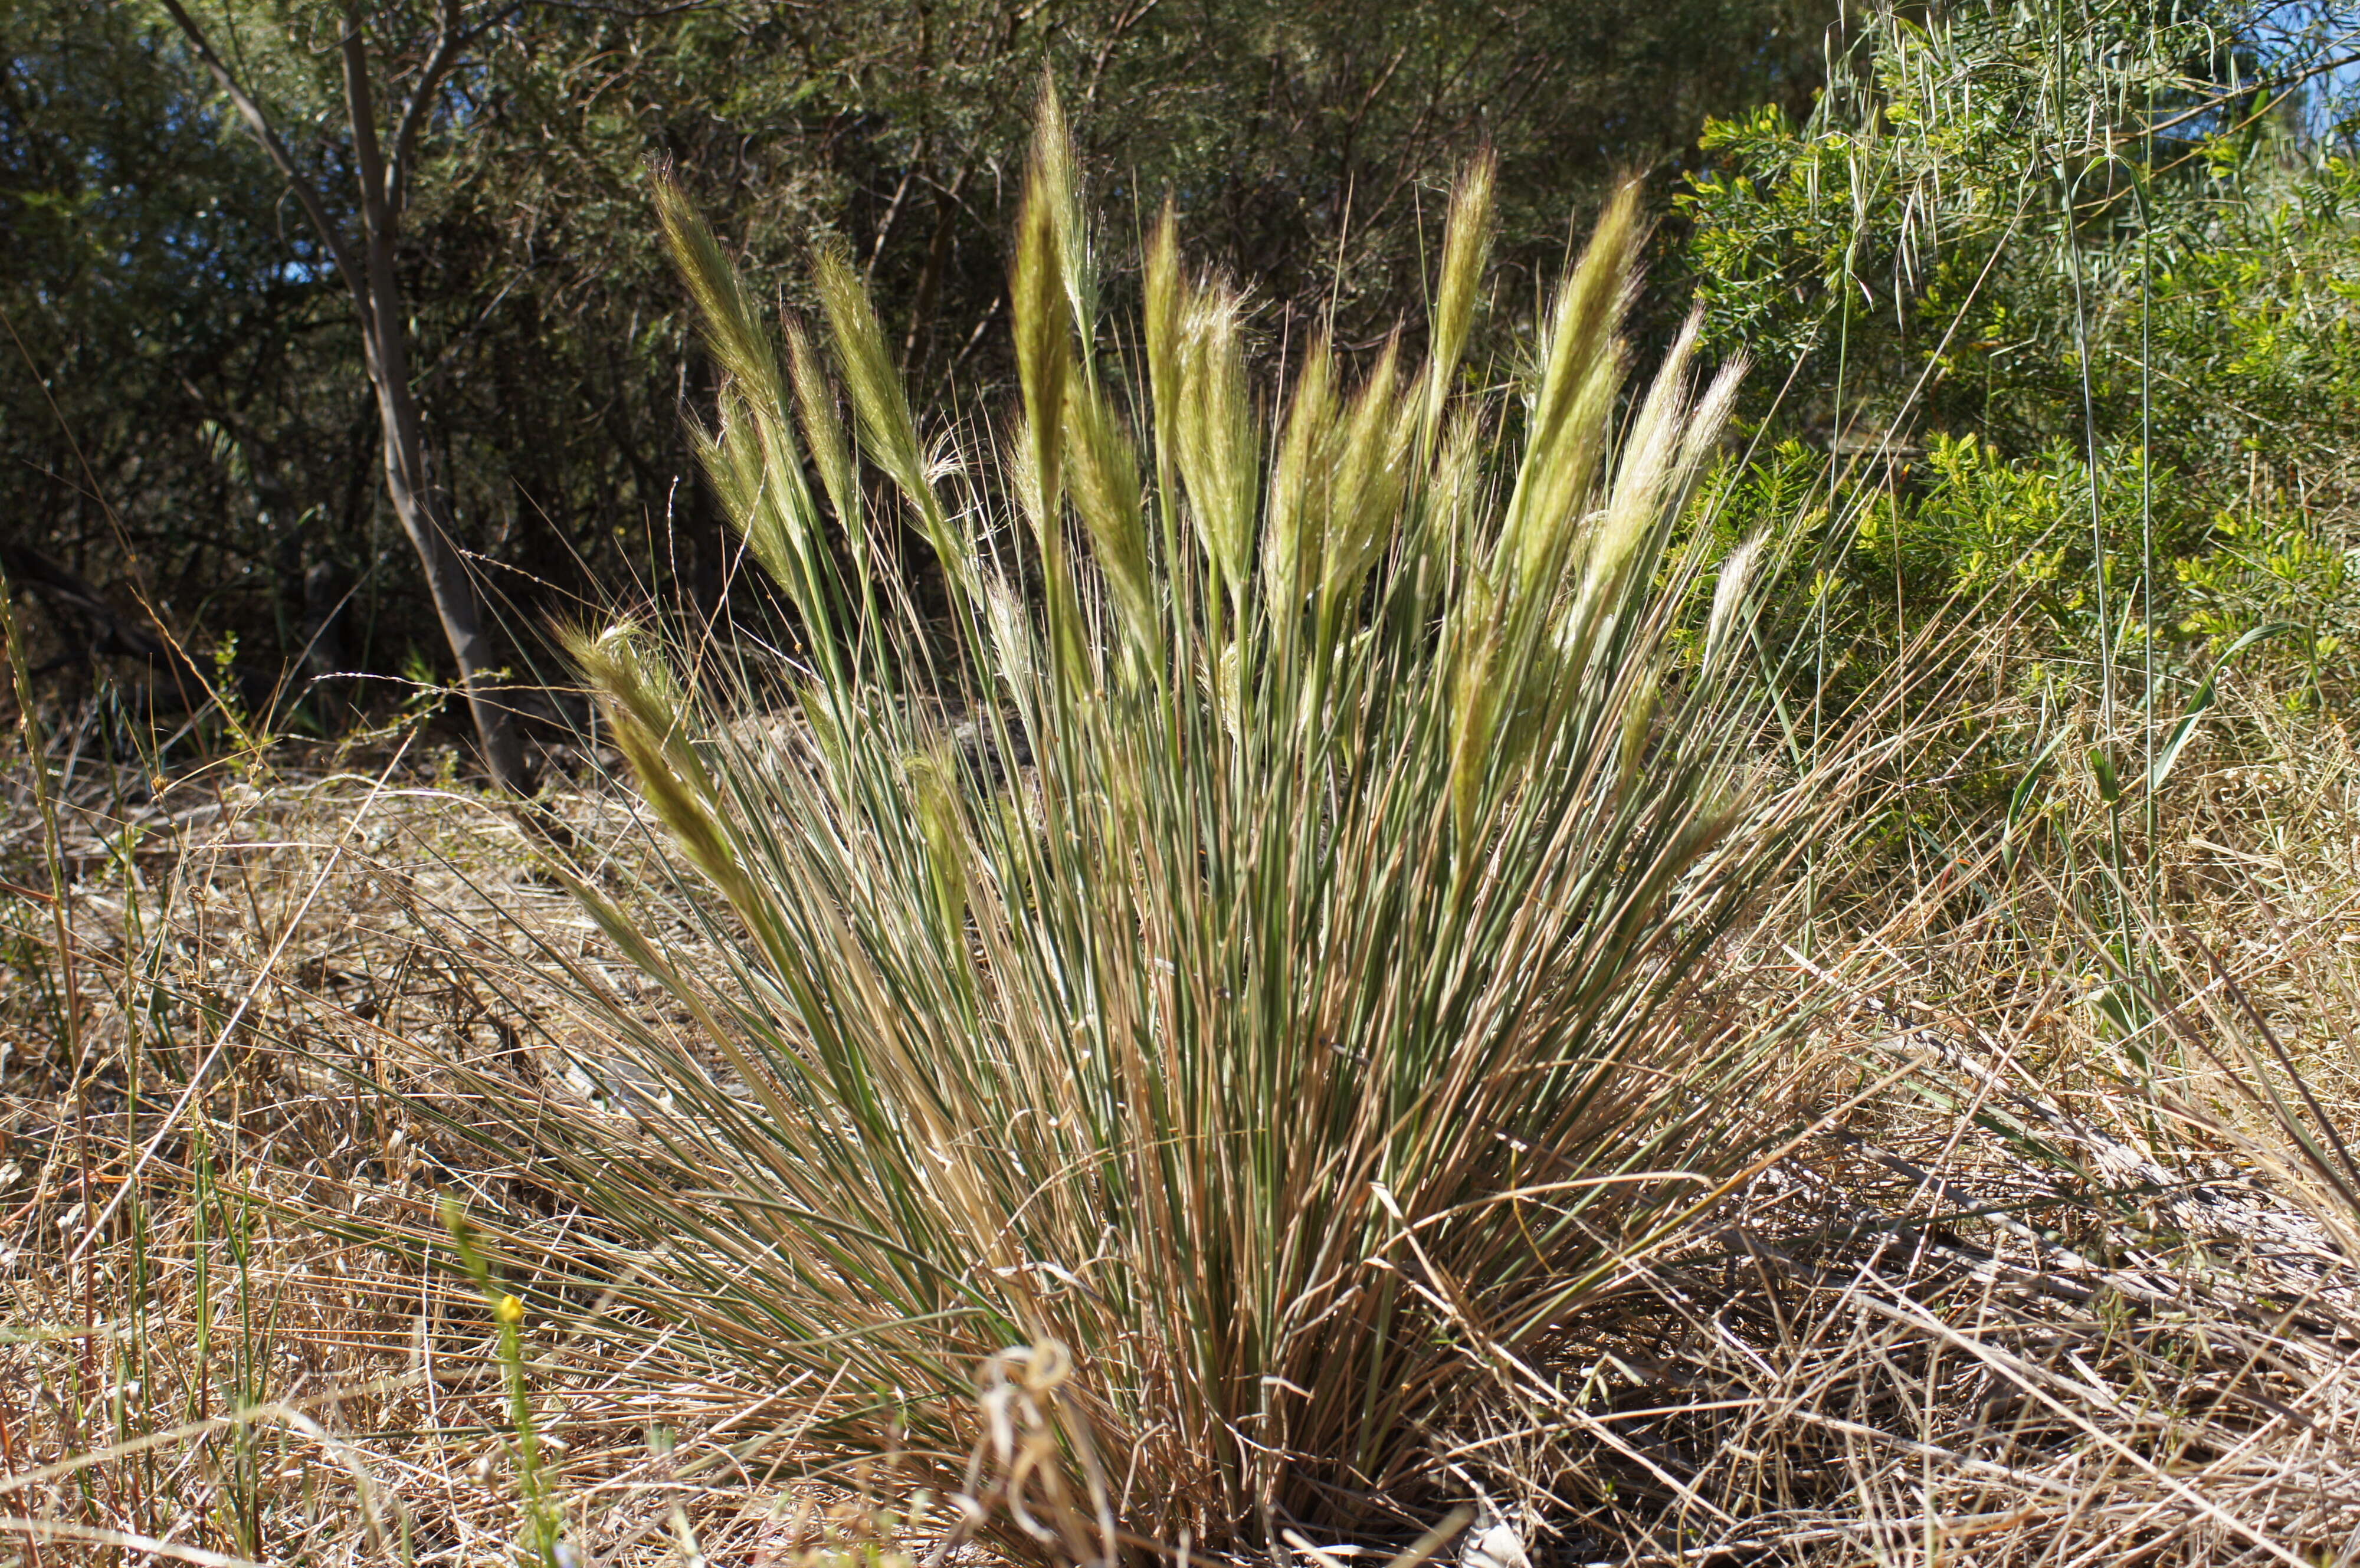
[342,17,533,795]
[156,0,535,793]
[363,323,533,792]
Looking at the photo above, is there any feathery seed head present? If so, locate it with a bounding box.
[1618,658,1661,796]
[1422,151,1497,445]
[1671,353,1748,514]
[1063,379,1157,652]
[1502,182,1641,596]
[653,171,787,411]
[907,746,973,944]
[814,240,959,573]
[1703,534,1765,674]
[1029,76,1097,347]
[1319,334,1412,624]
[1264,336,1339,618]
[1449,568,1506,852]
[1012,181,1073,557]
[1433,407,1484,558]
[1585,311,1703,602]
[561,622,745,904]
[1143,202,1184,475]
[785,318,861,549]
[561,620,686,761]
[1175,279,1258,604]
[656,173,831,619]
[982,571,1039,691]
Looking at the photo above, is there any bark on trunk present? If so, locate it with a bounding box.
[342,17,533,795]
[361,312,532,792]
[156,0,535,793]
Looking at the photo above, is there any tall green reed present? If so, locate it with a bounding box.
[484,86,1890,1557]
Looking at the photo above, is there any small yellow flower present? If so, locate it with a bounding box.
[496,1294,525,1326]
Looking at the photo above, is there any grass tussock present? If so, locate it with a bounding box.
[492,87,1895,1554]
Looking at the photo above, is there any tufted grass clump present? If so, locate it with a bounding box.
[516,87,1885,1559]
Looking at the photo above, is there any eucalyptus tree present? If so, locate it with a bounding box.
[156,0,536,790]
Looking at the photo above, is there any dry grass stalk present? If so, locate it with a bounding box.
[0,688,2356,1562]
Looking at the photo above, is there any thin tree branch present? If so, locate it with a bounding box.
[388,0,465,222]
[153,0,367,303]
[1082,0,1164,112]
[343,10,392,244]
[388,0,536,218]
[2139,33,2360,144]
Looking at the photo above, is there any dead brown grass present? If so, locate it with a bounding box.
[0,737,891,1566]
[1,689,2356,1566]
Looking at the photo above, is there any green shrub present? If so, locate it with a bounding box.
[1679,1,2360,717]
